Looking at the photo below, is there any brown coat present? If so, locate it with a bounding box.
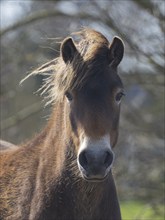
[0,28,124,220]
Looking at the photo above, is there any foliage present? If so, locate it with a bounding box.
[121,200,164,220]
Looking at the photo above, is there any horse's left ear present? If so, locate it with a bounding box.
[61,37,78,63]
[108,37,124,67]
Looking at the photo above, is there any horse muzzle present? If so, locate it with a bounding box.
[77,135,114,182]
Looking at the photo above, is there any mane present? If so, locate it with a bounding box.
[21,28,110,105]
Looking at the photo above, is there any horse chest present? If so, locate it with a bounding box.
[39,180,117,220]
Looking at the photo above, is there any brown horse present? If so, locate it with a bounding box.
[0,28,124,220]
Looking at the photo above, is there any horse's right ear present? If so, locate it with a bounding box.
[61,37,78,63]
[108,37,124,67]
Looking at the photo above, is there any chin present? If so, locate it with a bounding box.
[81,173,109,183]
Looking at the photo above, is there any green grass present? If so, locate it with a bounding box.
[121,201,164,220]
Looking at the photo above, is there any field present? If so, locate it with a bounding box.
[121,201,164,220]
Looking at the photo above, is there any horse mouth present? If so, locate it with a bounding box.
[82,174,108,182]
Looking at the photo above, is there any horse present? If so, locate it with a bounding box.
[0,28,124,220]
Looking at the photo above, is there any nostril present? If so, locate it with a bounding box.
[104,151,114,168]
[78,151,88,169]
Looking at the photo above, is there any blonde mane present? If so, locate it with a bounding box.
[21,28,110,105]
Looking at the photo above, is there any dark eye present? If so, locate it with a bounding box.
[115,91,125,102]
[65,92,73,101]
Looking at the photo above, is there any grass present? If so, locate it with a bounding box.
[120,201,164,220]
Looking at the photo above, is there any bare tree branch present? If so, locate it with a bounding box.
[132,0,165,33]
[0,10,95,37]
[1,102,42,130]
[132,0,165,21]
[121,72,164,86]
[1,5,163,75]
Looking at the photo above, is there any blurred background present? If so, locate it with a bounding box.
[0,0,164,219]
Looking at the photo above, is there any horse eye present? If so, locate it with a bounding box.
[115,92,125,102]
[65,92,73,101]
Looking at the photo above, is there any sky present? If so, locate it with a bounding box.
[0,0,31,28]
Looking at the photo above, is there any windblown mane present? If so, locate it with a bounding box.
[1,28,123,220]
[21,28,110,105]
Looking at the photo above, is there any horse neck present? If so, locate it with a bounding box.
[29,102,121,219]
[35,102,67,183]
